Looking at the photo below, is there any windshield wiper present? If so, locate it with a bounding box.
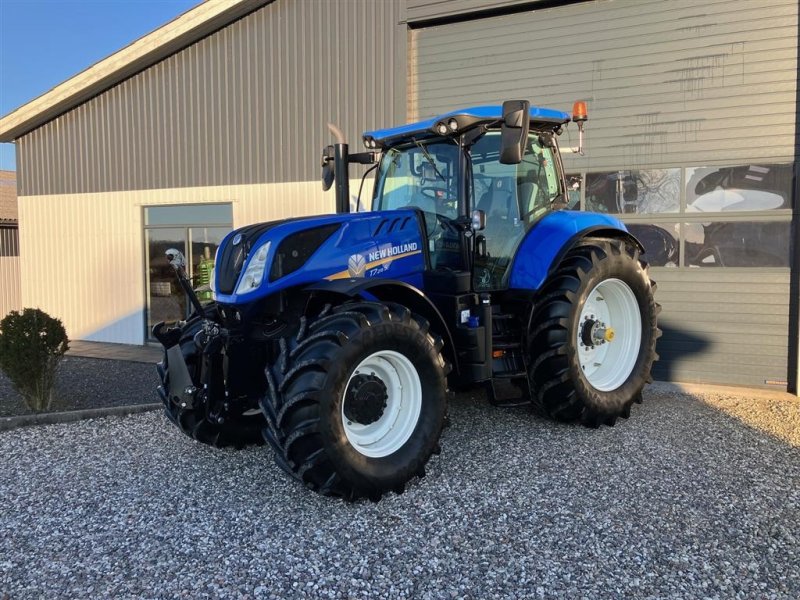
[414,140,446,181]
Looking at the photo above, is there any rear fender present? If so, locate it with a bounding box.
[304,278,459,376]
[509,211,643,291]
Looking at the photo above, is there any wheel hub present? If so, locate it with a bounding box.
[343,373,389,425]
[580,318,613,348]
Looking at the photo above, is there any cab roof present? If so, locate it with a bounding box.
[363,105,570,148]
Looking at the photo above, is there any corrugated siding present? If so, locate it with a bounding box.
[406,0,542,23]
[17,0,406,196]
[0,226,21,319]
[410,0,798,171]
[0,226,18,256]
[411,0,798,388]
[651,269,791,387]
[0,257,21,319]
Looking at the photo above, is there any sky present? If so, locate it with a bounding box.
[0,0,200,171]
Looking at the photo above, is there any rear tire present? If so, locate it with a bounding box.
[527,237,660,427]
[157,311,266,449]
[261,301,448,501]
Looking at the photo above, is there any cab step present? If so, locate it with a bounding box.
[486,371,531,408]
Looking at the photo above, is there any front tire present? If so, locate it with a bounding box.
[527,237,660,427]
[261,301,449,501]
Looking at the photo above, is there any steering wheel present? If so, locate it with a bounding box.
[420,187,446,199]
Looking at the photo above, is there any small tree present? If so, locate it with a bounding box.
[0,308,69,412]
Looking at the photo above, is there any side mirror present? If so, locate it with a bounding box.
[471,209,486,231]
[321,145,334,191]
[499,99,530,165]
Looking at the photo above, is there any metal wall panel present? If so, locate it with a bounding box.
[411,0,798,388]
[410,0,798,172]
[651,269,791,388]
[0,226,21,319]
[406,0,544,23]
[0,257,21,319]
[18,0,406,196]
[0,226,18,256]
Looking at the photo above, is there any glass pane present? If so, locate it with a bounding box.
[626,223,680,267]
[144,203,233,226]
[585,169,680,214]
[189,226,230,303]
[147,228,187,331]
[565,173,582,210]
[372,141,461,219]
[686,164,794,212]
[470,132,560,290]
[684,221,791,267]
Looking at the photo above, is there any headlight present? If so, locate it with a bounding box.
[235,241,271,294]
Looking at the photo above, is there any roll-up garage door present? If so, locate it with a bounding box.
[409,0,798,388]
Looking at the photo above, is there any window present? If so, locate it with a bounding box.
[685,220,791,268]
[144,204,233,337]
[471,131,561,290]
[572,163,794,269]
[585,169,680,214]
[373,140,460,219]
[686,164,793,212]
[625,223,680,267]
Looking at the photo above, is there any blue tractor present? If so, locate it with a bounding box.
[154,100,660,501]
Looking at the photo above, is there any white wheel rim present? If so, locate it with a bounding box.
[341,350,422,458]
[577,278,642,392]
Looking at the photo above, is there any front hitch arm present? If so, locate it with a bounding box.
[196,320,229,423]
[165,248,205,317]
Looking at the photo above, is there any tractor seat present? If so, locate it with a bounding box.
[478,177,515,220]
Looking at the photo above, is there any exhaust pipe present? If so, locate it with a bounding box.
[327,123,350,214]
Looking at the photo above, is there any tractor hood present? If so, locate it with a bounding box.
[213,210,426,305]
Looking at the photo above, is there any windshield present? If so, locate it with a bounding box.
[372,140,460,219]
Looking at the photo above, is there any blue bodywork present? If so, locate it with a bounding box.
[215,210,628,304]
[214,210,426,305]
[509,211,628,290]
[364,105,570,148]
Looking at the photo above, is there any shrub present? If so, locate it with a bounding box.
[0,308,70,413]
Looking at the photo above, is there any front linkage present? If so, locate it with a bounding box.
[153,249,265,447]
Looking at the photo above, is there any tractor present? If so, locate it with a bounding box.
[154,100,660,501]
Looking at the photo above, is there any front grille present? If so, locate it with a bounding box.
[269,223,340,282]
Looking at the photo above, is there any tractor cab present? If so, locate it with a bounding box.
[350,101,585,300]
[370,126,564,291]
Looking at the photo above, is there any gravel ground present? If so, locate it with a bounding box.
[0,356,159,417]
[694,389,800,447]
[1,386,798,599]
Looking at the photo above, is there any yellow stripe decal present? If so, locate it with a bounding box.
[325,250,422,281]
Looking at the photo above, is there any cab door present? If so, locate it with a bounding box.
[470,131,561,291]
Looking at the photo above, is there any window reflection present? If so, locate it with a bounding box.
[626,223,680,267]
[686,164,793,212]
[585,169,680,214]
[565,173,581,210]
[684,221,791,267]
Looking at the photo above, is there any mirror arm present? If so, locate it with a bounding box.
[348,151,378,165]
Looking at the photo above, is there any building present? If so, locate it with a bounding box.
[0,170,20,318]
[0,0,797,391]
